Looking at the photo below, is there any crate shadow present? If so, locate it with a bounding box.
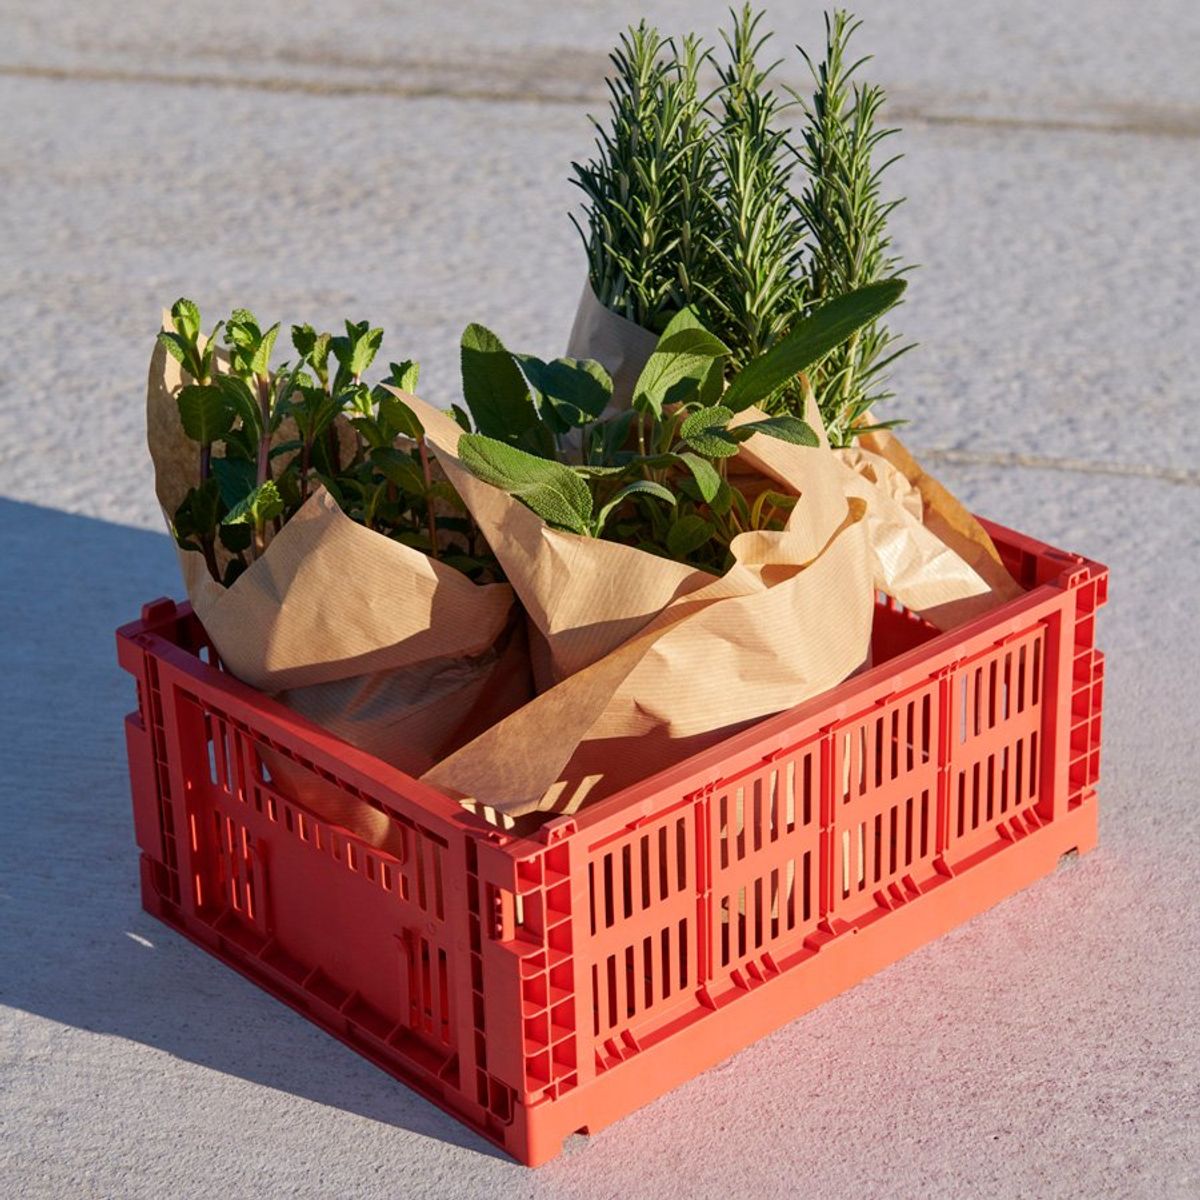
[0,498,508,1162]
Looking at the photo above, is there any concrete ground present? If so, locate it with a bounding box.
[1,2,1197,1196]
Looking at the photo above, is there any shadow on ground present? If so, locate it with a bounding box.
[0,498,506,1161]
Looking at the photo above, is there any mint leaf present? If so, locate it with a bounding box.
[157,330,188,367]
[215,374,262,439]
[177,384,233,445]
[386,359,420,394]
[249,322,280,378]
[212,455,257,510]
[223,480,283,528]
[349,326,384,377]
[171,298,201,341]
[371,447,427,495]
[377,393,424,440]
[458,433,593,534]
[724,279,906,412]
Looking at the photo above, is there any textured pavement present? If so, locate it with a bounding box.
[1,3,1198,1197]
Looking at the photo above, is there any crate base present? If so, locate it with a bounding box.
[140,792,1097,1166]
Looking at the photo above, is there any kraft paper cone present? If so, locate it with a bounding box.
[565,282,660,410]
[405,379,990,817]
[147,329,530,852]
[564,280,1020,614]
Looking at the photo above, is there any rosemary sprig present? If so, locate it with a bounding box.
[701,5,807,370]
[793,9,913,444]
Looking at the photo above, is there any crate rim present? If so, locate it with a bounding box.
[117,515,1107,860]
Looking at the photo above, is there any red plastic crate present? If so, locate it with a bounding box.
[116,517,1107,1166]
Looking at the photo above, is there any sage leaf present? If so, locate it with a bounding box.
[735,415,819,447]
[595,479,676,533]
[723,280,906,411]
[632,308,729,417]
[667,513,716,558]
[678,451,722,502]
[680,404,740,458]
[459,433,593,534]
[516,354,613,432]
[460,324,540,442]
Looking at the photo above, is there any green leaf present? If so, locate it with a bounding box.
[218,521,252,554]
[223,480,283,528]
[249,322,280,378]
[735,415,819,447]
[680,405,740,458]
[595,479,677,533]
[215,374,262,439]
[458,433,593,534]
[372,448,427,495]
[177,384,233,445]
[709,479,735,517]
[291,323,317,359]
[386,359,420,394]
[349,326,384,377]
[450,403,473,432]
[632,308,729,418]
[678,451,721,502]
[723,280,907,412]
[460,323,539,442]
[171,298,201,341]
[516,355,613,432]
[667,514,716,559]
[212,455,257,510]
[157,330,188,367]
[601,409,638,462]
[377,393,424,440]
[172,479,222,541]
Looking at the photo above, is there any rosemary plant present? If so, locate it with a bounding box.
[572,8,912,443]
[794,9,912,444]
[570,23,718,332]
[702,5,807,370]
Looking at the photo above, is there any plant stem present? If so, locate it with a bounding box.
[416,435,440,559]
[299,438,311,504]
[255,375,272,487]
[199,442,212,481]
[200,535,220,583]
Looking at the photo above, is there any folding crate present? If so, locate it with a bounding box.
[116,517,1107,1166]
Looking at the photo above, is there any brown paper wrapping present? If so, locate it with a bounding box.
[407,287,1014,820]
[147,330,530,853]
[399,391,990,819]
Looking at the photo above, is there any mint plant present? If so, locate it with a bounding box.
[457,279,902,572]
[160,300,493,585]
